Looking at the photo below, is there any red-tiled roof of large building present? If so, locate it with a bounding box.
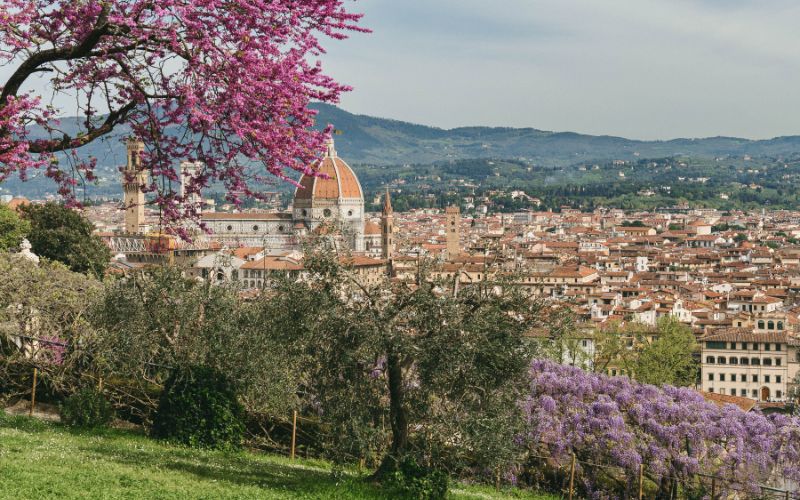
[294,140,362,201]
[699,391,757,412]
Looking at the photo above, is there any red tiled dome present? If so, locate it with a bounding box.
[294,140,362,202]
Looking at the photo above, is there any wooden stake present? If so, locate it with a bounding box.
[29,367,38,417]
[98,376,104,392]
[568,453,576,500]
[638,463,644,499]
[711,477,716,500]
[290,410,297,460]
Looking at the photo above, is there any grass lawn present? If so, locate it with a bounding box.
[0,411,557,499]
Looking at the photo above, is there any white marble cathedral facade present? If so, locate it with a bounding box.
[200,139,367,253]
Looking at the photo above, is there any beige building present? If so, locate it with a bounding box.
[701,329,799,402]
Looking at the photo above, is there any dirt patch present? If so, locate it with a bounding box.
[3,399,61,422]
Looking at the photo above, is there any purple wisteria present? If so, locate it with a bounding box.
[522,360,800,498]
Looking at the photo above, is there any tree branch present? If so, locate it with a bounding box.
[28,100,137,154]
[0,4,112,106]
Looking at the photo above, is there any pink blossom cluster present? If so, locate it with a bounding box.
[522,360,800,498]
[1,1,365,232]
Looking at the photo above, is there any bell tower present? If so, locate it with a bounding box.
[123,139,148,234]
[445,205,461,261]
[381,188,394,260]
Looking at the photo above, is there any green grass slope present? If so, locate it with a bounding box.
[0,411,555,500]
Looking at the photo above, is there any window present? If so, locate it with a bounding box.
[763,358,772,366]
[777,322,784,331]
[776,358,782,366]
[752,374,758,383]
[740,357,749,365]
[767,321,774,330]
[758,320,765,329]
[777,390,782,399]
[717,356,726,364]
[706,341,726,349]
[765,343,771,351]
[706,356,715,364]
[708,373,714,381]
[751,358,760,366]
[752,389,758,398]
[765,375,771,383]
[253,225,259,231]
[729,357,738,365]
[347,210,353,217]
[776,343,782,351]
[740,389,747,397]
[742,373,746,381]
[301,209,307,217]
[719,374,726,382]
[776,375,782,384]
[227,225,233,231]
[278,225,285,232]
[730,374,736,382]
[323,208,332,217]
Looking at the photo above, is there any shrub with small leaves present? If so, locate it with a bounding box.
[151,365,245,449]
[388,457,449,500]
[59,388,114,428]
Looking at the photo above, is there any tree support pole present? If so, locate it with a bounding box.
[29,367,38,417]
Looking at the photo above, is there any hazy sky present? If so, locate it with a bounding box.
[321,0,800,140]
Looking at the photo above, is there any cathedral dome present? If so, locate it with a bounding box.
[294,139,363,203]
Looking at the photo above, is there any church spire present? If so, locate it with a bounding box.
[383,187,393,214]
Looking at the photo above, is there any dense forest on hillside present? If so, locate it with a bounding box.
[358,154,800,213]
[3,104,800,211]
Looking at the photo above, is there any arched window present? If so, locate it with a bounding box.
[758,320,765,329]
[777,321,784,330]
[717,356,726,364]
[729,357,738,365]
[706,356,715,364]
[740,357,749,365]
[763,358,772,366]
[767,321,774,330]
[751,358,760,366]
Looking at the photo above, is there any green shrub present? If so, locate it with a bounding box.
[388,456,449,500]
[151,365,244,449]
[59,388,114,428]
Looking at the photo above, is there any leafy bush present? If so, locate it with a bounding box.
[151,365,244,449]
[388,457,448,500]
[59,388,114,428]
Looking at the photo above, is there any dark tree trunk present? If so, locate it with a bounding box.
[387,352,409,455]
[373,351,409,479]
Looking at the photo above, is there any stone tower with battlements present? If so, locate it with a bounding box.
[445,205,461,260]
[123,139,148,234]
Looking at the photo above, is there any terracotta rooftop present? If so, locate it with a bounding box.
[294,140,363,202]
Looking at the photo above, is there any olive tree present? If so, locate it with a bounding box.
[256,250,542,481]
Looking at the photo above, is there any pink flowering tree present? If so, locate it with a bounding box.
[0,1,365,232]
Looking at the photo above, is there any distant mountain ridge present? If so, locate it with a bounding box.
[4,104,800,199]
[309,103,800,165]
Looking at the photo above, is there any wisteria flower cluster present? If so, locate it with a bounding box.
[1,1,365,233]
[522,360,800,498]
